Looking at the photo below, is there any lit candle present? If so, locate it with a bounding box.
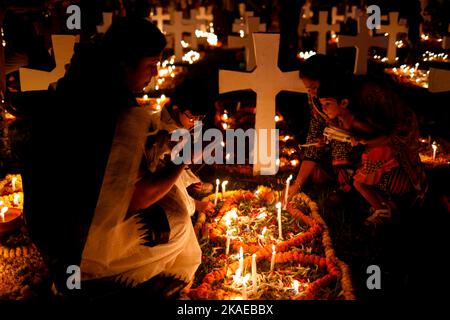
[283,175,293,209]
[239,246,244,272]
[11,177,17,192]
[1,207,8,223]
[233,268,242,285]
[252,254,257,291]
[225,229,231,255]
[214,179,220,206]
[276,202,282,240]
[222,180,229,198]
[260,226,267,245]
[293,280,300,294]
[432,141,438,160]
[270,245,276,272]
[242,274,250,300]
[13,193,20,206]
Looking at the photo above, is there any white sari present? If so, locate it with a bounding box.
[81,107,201,286]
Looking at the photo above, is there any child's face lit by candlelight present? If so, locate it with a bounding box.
[319,97,348,119]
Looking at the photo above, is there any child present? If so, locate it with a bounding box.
[290,54,355,197]
[316,77,427,225]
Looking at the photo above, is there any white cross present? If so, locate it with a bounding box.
[195,6,213,32]
[228,17,262,71]
[443,24,450,50]
[165,11,197,61]
[331,7,345,37]
[338,14,387,74]
[150,7,171,33]
[306,11,340,54]
[379,12,408,63]
[20,35,76,91]
[96,12,112,34]
[219,33,307,175]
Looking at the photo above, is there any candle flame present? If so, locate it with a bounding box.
[275,202,281,209]
[272,245,276,254]
[216,178,220,185]
[287,174,293,183]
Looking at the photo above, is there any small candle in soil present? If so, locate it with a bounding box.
[239,246,244,272]
[252,254,258,291]
[432,141,438,160]
[221,180,229,198]
[276,202,283,240]
[270,245,276,271]
[214,179,220,206]
[284,174,293,209]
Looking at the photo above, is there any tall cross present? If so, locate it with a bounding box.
[338,15,387,74]
[20,35,76,91]
[219,33,307,175]
[165,11,197,61]
[379,12,408,63]
[306,11,340,54]
[150,7,170,33]
[195,6,213,32]
[228,17,262,71]
[96,12,113,34]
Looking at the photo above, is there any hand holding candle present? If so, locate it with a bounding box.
[284,175,293,209]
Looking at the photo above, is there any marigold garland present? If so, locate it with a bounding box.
[187,188,355,300]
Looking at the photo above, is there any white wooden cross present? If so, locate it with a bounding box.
[338,15,387,74]
[228,17,262,71]
[443,24,450,50]
[219,33,307,175]
[20,35,76,91]
[306,11,340,54]
[96,12,113,34]
[331,7,345,37]
[165,11,197,62]
[378,12,408,63]
[195,6,213,32]
[150,7,171,33]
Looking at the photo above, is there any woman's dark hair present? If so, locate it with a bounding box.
[316,75,354,103]
[171,77,217,116]
[299,54,347,82]
[101,17,166,67]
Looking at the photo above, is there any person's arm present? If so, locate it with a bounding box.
[289,160,317,197]
[128,163,187,214]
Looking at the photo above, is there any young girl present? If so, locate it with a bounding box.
[316,76,427,225]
